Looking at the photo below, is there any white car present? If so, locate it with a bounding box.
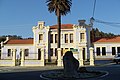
[113,53,120,64]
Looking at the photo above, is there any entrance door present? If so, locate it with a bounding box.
[38,49,41,60]
[83,48,85,60]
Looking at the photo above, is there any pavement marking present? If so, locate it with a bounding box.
[99,71,109,78]
[40,75,51,80]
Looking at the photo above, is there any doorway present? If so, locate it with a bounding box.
[38,49,41,60]
[83,48,85,60]
[16,50,21,66]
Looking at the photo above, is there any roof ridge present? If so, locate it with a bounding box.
[50,24,73,29]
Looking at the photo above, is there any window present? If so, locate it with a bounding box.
[83,48,85,60]
[61,48,63,56]
[70,34,73,43]
[50,48,53,56]
[38,49,41,60]
[39,24,42,28]
[50,34,53,43]
[102,47,106,55]
[80,33,85,42]
[70,48,74,51]
[65,34,68,43]
[25,49,29,56]
[39,34,43,43]
[96,47,100,56]
[112,47,116,55]
[0,49,1,59]
[8,49,12,57]
[117,47,120,53]
[55,48,57,56]
[55,48,63,56]
[55,34,58,43]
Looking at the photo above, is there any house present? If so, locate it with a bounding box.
[0,20,92,66]
[93,37,120,60]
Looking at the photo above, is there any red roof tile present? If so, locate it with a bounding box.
[6,39,33,44]
[94,37,120,43]
[50,24,73,29]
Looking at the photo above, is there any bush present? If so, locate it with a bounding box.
[78,67,88,73]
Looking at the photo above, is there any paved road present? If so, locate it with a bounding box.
[87,64,120,80]
[0,62,120,80]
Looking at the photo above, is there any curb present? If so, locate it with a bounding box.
[95,62,115,67]
[40,70,109,80]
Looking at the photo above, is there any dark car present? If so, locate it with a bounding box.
[113,53,120,64]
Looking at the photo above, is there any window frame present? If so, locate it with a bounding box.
[50,48,53,56]
[39,34,43,43]
[65,34,68,43]
[70,33,73,43]
[80,33,85,42]
[102,47,106,56]
[55,34,58,43]
[8,49,12,57]
[96,47,100,56]
[112,47,116,55]
[24,49,29,56]
[50,34,53,43]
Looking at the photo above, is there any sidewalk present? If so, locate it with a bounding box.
[0,66,63,73]
[0,60,115,73]
[95,60,114,66]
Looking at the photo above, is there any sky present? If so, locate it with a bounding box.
[0,0,120,38]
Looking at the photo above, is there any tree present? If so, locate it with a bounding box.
[0,35,22,42]
[90,28,118,43]
[46,0,72,48]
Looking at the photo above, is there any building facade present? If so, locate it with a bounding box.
[0,20,92,66]
[94,37,120,60]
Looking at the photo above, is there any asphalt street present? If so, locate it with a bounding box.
[0,61,120,80]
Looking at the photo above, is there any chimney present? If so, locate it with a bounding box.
[38,21,45,29]
[1,41,3,48]
[78,20,86,26]
[6,37,9,41]
[3,37,9,43]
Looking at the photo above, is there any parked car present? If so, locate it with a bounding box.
[113,53,120,64]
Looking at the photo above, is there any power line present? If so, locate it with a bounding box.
[90,0,97,27]
[95,19,120,24]
[91,0,120,28]
[94,18,120,28]
[92,0,96,17]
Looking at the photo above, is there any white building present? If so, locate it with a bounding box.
[0,20,92,66]
[94,37,120,60]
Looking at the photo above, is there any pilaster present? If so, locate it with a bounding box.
[21,49,25,66]
[57,48,62,66]
[89,47,94,66]
[68,33,70,43]
[79,47,84,66]
[41,48,44,66]
[45,26,50,60]
[12,49,16,66]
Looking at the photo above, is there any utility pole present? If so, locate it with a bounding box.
[90,17,95,46]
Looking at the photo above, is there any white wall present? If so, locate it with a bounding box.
[1,44,37,59]
[94,42,120,59]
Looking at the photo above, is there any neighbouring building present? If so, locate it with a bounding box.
[94,37,120,60]
[0,20,93,66]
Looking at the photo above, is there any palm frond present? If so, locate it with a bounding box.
[46,0,72,16]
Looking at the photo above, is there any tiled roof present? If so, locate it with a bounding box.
[94,36,120,43]
[6,39,33,44]
[50,24,73,29]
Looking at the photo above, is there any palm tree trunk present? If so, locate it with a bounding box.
[57,14,61,48]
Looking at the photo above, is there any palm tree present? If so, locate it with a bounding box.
[46,0,72,48]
